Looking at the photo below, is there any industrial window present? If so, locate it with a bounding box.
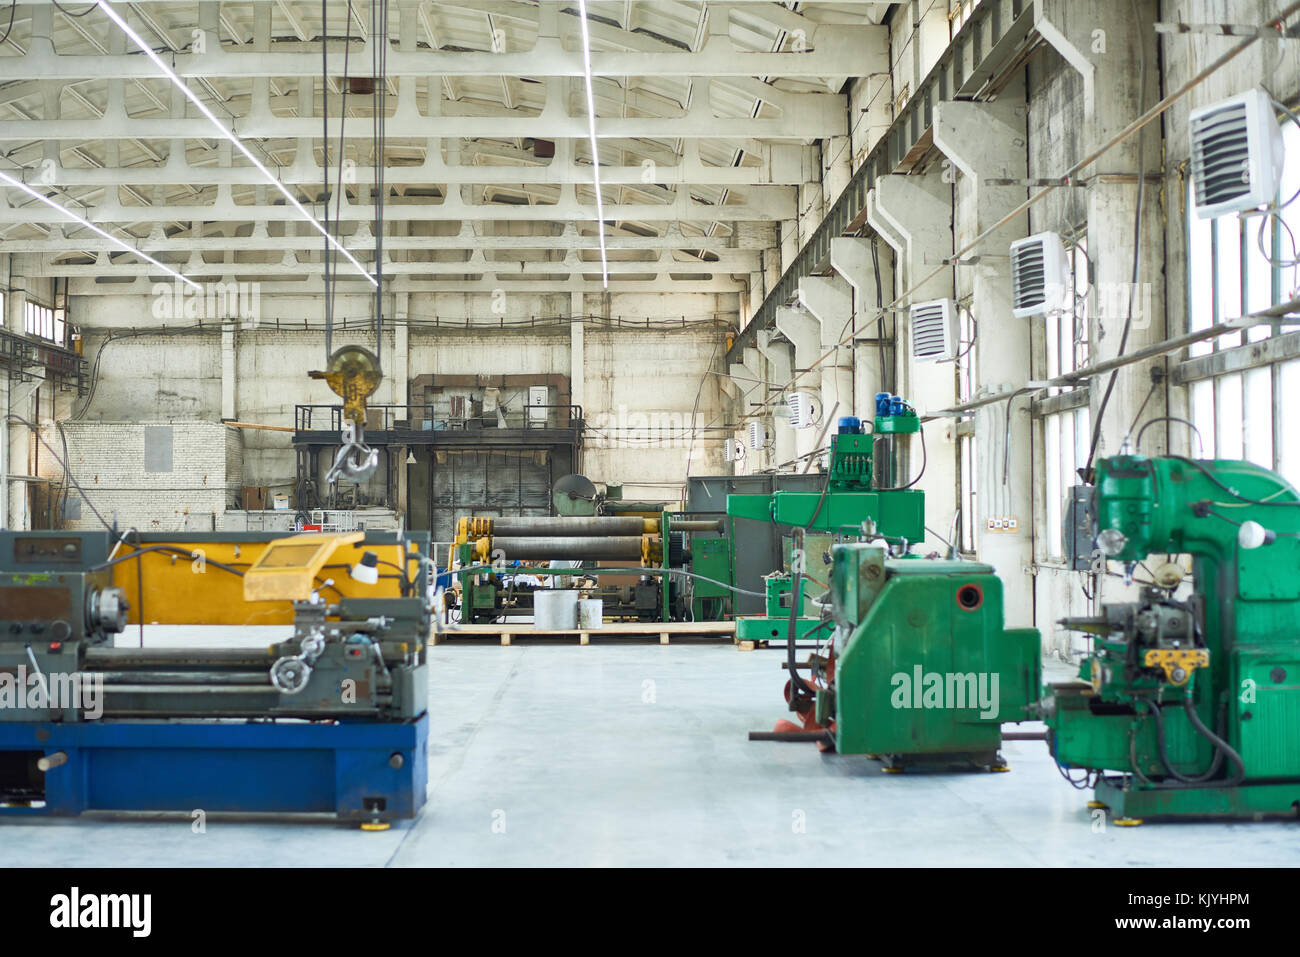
[1184,118,1300,487]
[1040,238,1091,561]
[24,300,65,345]
[949,0,980,35]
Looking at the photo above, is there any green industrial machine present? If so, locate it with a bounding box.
[726,405,925,644]
[688,536,732,622]
[810,544,1041,768]
[1042,453,1300,821]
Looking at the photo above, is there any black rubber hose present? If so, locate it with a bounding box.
[1183,693,1245,787]
[1149,699,1223,784]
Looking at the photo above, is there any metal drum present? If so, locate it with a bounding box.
[577,598,604,629]
[535,589,580,629]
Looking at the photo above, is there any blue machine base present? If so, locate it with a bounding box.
[0,716,428,821]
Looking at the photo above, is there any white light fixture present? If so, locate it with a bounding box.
[405,450,417,464]
[0,168,200,290]
[350,550,380,585]
[1238,520,1276,550]
[575,0,609,289]
[96,0,378,287]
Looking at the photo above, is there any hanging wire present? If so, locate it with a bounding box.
[331,0,355,351]
[1253,98,1300,270]
[321,0,333,359]
[371,0,389,367]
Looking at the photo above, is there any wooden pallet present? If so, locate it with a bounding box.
[434,621,736,646]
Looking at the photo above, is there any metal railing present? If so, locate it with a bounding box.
[295,403,584,433]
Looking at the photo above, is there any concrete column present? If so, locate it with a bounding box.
[570,290,585,415]
[220,323,237,422]
[5,261,26,334]
[823,135,852,207]
[868,172,957,551]
[743,345,777,470]
[830,236,894,411]
[775,305,823,461]
[1037,0,1165,625]
[933,81,1034,623]
[5,378,37,530]
[1036,0,1164,454]
[3,255,34,526]
[757,330,795,469]
[798,275,854,425]
[728,351,763,468]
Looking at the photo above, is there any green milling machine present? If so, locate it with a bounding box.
[728,399,1042,769]
[1041,453,1300,822]
[725,405,925,645]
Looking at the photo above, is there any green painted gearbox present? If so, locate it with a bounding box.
[828,544,1040,766]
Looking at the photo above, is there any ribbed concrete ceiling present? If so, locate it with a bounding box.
[0,0,895,295]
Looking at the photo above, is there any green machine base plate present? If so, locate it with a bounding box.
[1091,776,1300,822]
[873,749,1006,772]
[735,616,827,643]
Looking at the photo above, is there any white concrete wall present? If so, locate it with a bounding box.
[48,289,735,526]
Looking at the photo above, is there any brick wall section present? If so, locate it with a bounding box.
[225,426,244,488]
[51,421,237,532]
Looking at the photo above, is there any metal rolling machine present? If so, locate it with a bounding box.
[451,513,728,623]
[0,529,431,826]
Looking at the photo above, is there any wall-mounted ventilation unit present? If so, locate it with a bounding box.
[1189,89,1285,219]
[786,392,818,430]
[1010,232,1071,318]
[747,421,766,450]
[909,299,959,363]
[723,438,746,463]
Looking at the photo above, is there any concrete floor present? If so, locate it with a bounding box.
[3,627,1299,867]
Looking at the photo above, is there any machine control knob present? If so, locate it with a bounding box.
[7,622,21,634]
[28,622,44,634]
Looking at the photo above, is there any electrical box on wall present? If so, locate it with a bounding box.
[527,385,548,426]
[1063,485,1096,572]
